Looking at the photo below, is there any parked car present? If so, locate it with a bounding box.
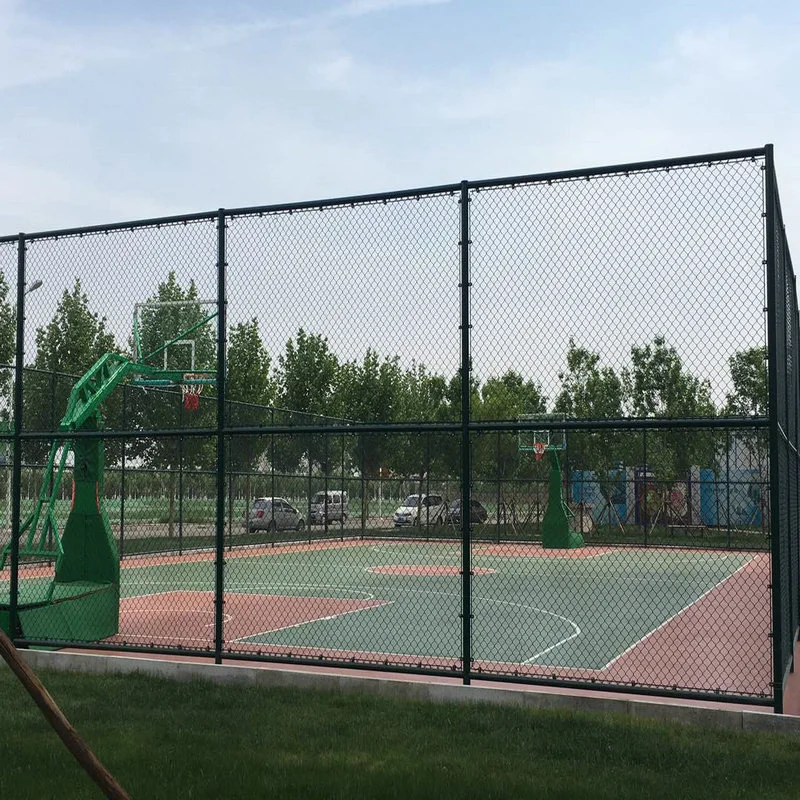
[243,497,305,533]
[393,494,444,527]
[309,490,349,525]
[445,498,489,526]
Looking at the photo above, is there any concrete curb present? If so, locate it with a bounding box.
[13,649,800,737]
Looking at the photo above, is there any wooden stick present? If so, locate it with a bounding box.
[0,628,130,800]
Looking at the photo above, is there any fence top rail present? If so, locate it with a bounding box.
[0,146,768,243]
[467,146,767,191]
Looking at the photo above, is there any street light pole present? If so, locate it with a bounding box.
[5,278,43,531]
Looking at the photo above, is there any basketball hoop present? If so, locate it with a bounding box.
[533,442,546,462]
[182,374,204,412]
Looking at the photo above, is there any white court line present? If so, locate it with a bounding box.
[475,596,581,664]
[123,581,376,601]
[123,582,580,665]
[387,588,581,665]
[599,558,754,671]
[233,600,394,643]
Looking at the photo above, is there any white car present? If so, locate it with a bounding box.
[243,497,305,533]
[309,490,349,525]
[392,494,444,527]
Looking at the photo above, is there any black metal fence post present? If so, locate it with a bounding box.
[726,429,731,550]
[359,433,366,538]
[270,408,276,529]
[765,144,785,713]
[178,398,184,556]
[642,430,648,546]
[119,384,126,559]
[794,277,800,643]
[324,427,330,536]
[340,432,345,539]
[9,233,27,642]
[214,209,227,665]
[460,181,472,686]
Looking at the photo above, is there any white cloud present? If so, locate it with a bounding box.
[334,0,452,18]
[314,53,356,87]
[1,6,799,248]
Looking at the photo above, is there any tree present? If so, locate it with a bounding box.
[131,272,217,535]
[724,345,769,484]
[724,347,767,416]
[475,369,546,479]
[623,336,716,528]
[333,349,402,476]
[625,336,713,421]
[392,363,456,479]
[227,319,276,516]
[27,279,118,460]
[274,329,339,473]
[333,349,404,524]
[554,340,625,527]
[473,369,547,526]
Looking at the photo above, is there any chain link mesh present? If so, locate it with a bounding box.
[0,149,794,706]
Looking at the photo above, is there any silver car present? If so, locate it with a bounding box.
[243,497,305,533]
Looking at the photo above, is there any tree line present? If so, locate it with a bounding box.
[0,272,768,495]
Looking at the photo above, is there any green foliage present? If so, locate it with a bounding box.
[227,319,275,475]
[399,363,449,422]
[131,272,217,471]
[227,319,275,409]
[334,349,403,477]
[136,272,216,372]
[555,340,624,422]
[554,340,626,511]
[0,270,16,421]
[625,336,714,420]
[277,329,338,416]
[474,370,546,481]
[623,337,717,523]
[392,364,459,479]
[26,279,119,460]
[724,346,769,478]
[725,347,767,416]
[274,329,339,472]
[34,280,117,375]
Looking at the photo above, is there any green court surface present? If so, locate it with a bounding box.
[102,540,764,680]
[6,539,769,696]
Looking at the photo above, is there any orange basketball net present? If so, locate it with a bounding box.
[533,441,546,462]
[182,375,204,412]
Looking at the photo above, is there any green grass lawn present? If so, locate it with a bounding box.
[0,666,797,799]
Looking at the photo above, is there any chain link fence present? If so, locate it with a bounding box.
[0,146,795,709]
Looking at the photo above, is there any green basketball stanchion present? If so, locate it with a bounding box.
[520,416,584,550]
[538,445,584,550]
[1,302,219,641]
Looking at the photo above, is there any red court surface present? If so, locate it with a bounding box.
[113,591,388,647]
[5,539,783,709]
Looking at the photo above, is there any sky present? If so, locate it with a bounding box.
[2,0,799,231]
[1,0,799,404]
